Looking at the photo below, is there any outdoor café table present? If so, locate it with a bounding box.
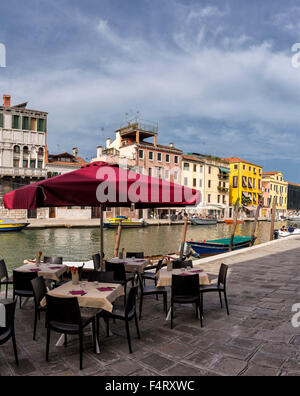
[105,257,150,273]
[41,281,124,353]
[156,267,210,288]
[17,262,67,282]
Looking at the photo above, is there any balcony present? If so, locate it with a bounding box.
[218,174,229,180]
[0,166,47,178]
[218,186,229,193]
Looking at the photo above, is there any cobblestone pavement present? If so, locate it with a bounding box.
[1,237,300,376]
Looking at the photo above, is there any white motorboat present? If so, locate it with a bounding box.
[276,229,300,238]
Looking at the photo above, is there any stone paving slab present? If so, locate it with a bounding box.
[1,237,300,376]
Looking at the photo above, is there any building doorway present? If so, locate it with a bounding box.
[27,209,37,219]
[49,207,56,219]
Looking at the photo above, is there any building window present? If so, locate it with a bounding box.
[242,176,247,188]
[208,166,211,174]
[38,118,45,132]
[200,166,203,173]
[165,170,170,180]
[234,165,238,170]
[13,159,19,168]
[184,177,188,186]
[199,179,202,188]
[22,116,30,130]
[184,163,190,171]
[166,154,170,163]
[38,161,43,169]
[149,168,152,177]
[208,194,211,203]
[12,115,20,129]
[0,113,3,128]
[218,195,220,204]
[243,165,246,170]
[174,171,178,181]
[30,160,36,168]
[193,164,197,172]
[174,156,178,165]
[223,196,226,204]
[208,180,211,188]
[157,153,162,162]
[13,145,20,154]
[38,148,44,156]
[138,150,144,159]
[193,179,197,187]
[23,160,28,168]
[23,146,29,155]
[249,166,252,171]
[149,151,154,161]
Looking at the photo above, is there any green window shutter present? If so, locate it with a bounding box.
[22,116,29,130]
[38,118,45,132]
[0,113,3,128]
[12,115,20,129]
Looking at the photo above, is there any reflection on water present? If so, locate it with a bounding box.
[0,221,287,272]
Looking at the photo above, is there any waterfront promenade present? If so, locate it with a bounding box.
[1,236,300,376]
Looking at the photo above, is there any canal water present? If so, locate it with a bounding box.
[0,221,287,273]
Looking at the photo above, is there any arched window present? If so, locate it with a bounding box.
[38,147,44,156]
[23,146,29,154]
[13,145,20,154]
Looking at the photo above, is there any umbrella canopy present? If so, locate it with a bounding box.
[4,162,200,210]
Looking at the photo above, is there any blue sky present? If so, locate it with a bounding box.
[1,0,300,181]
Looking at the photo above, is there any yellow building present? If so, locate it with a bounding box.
[223,157,263,208]
[262,171,288,217]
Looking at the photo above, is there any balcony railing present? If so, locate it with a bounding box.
[0,167,47,178]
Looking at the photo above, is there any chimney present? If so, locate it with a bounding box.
[106,138,111,148]
[170,142,174,148]
[3,94,11,107]
[97,146,103,158]
[72,147,78,157]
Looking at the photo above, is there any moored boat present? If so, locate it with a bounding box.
[224,219,244,225]
[104,216,147,229]
[191,218,217,226]
[187,236,255,257]
[0,219,30,232]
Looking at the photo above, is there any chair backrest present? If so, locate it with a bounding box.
[0,299,17,338]
[45,294,82,326]
[106,262,126,282]
[218,264,228,287]
[92,254,101,271]
[0,259,8,281]
[155,260,164,274]
[172,274,199,298]
[172,260,193,269]
[125,286,138,316]
[13,271,38,292]
[126,252,144,259]
[31,277,47,306]
[44,256,63,265]
[88,271,115,283]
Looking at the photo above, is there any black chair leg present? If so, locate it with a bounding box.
[6,284,8,299]
[163,294,167,314]
[64,334,67,348]
[33,309,38,340]
[219,291,223,308]
[79,331,83,370]
[134,313,140,339]
[124,283,127,306]
[139,294,143,320]
[46,328,51,362]
[125,320,132,354]
[224,291,230,316]
[199,298,203,328]
[12,332,19,366]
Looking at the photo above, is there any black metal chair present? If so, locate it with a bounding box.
[0,260,13,299]
[172,260,193,269]
[43,257,63,264]
[171,274,202,329]
[88,271,115,283]
[105,262,135,304]
[31,277,47,340]
[200,264,230,317]
[0,299,18,365]
[101,286,140,354]
[13,271,38,309]
[136,271,167,320]
[142,259,165,286]
[45,294,97,370]
[126,252,144,259]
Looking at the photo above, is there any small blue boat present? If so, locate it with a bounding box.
[0,219,30,232]
[187,236,255,257]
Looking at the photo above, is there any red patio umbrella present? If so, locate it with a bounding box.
[4,162,200,264]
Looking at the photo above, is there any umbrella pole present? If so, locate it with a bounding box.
[100,205,104,268]
[179,214,189,260]
[270,199,276,241]
[229,200,239,252]
[114,223,122,258]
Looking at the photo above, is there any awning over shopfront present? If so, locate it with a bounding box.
[219,167,230,174]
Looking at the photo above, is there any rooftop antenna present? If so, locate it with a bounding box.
[125,112,129,124]
[136,111,140,122]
